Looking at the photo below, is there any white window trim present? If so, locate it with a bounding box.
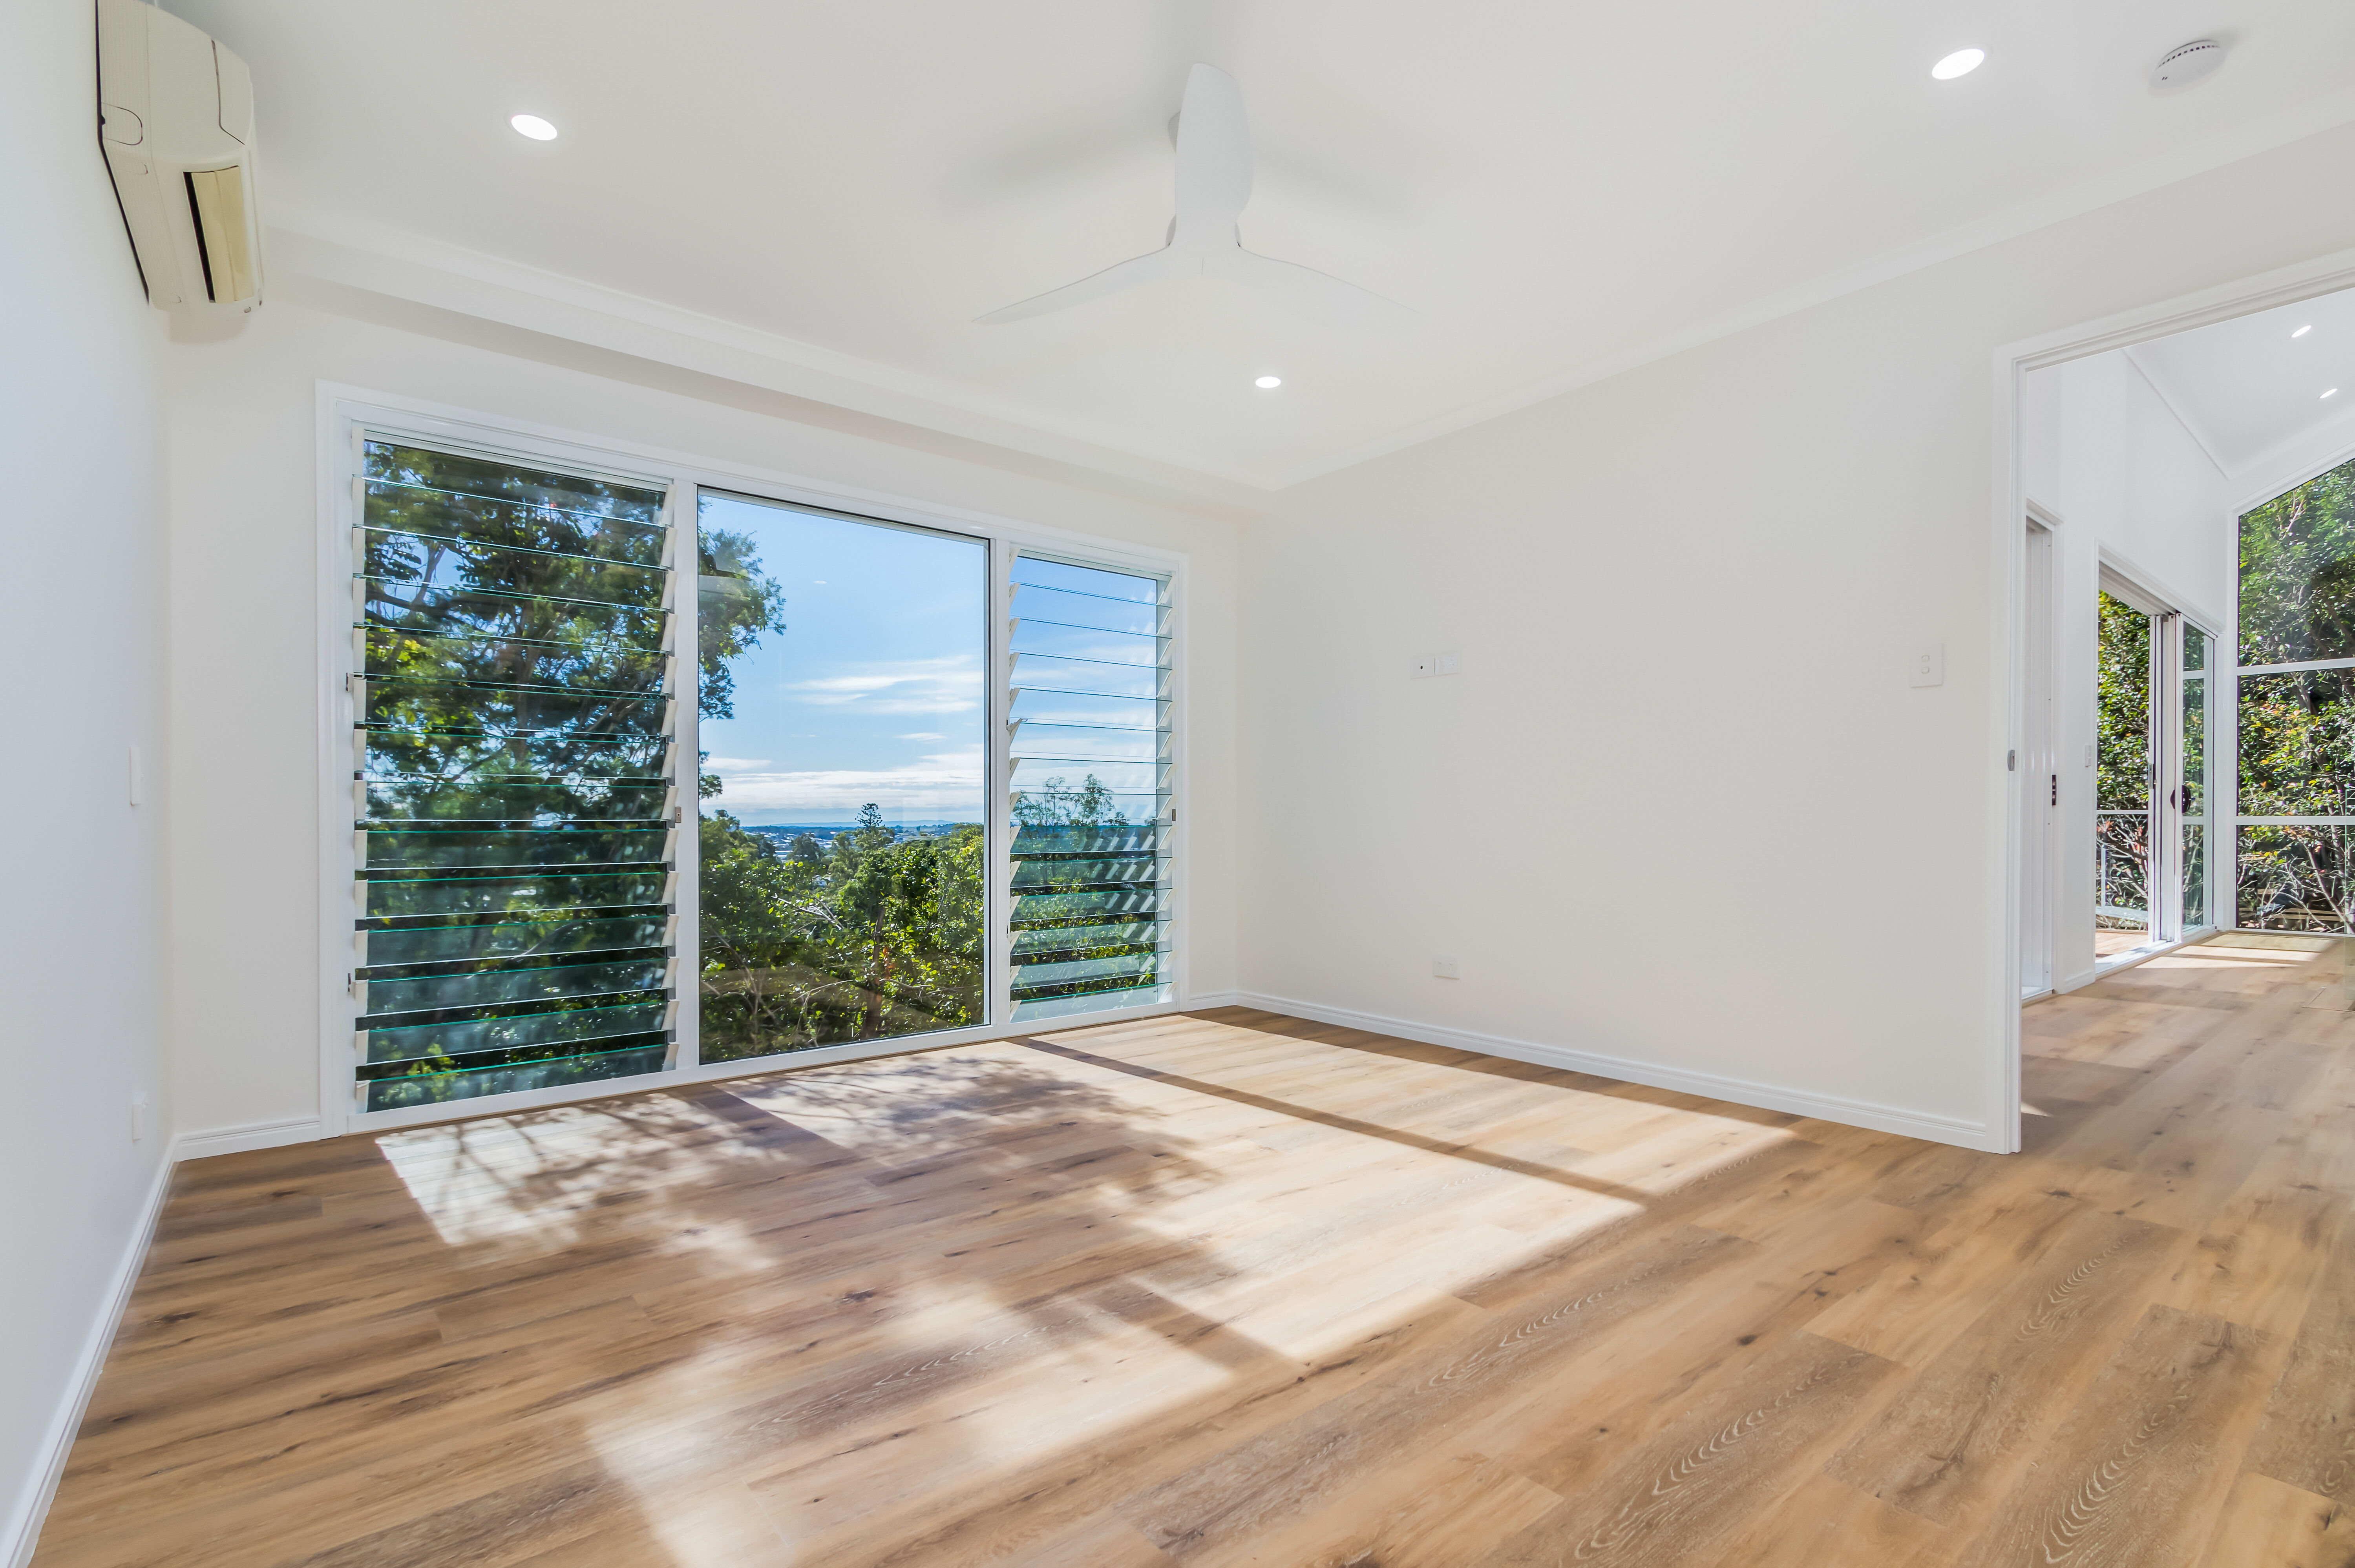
[316,383,1191,1138]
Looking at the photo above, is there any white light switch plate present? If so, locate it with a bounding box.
[1432,956,1460,979]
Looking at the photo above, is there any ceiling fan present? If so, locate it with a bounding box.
[977,64,1421,334]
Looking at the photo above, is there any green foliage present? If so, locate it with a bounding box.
[2094,592,2152,924]
[696,526,790,721]
[696,808,984,1059]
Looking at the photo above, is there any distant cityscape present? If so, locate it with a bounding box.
[740,821,979,849]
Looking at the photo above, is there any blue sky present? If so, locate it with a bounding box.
[696,493,986,826]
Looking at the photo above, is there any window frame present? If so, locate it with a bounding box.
[317,385,1190,1136]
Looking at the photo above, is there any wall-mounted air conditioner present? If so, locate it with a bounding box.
[96,0,264,315]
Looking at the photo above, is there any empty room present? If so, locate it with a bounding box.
[9,2,2355,1564]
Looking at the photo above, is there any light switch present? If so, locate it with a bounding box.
[1432,956,1460,979]
[1434,651,1461,675]
[1907,641,1944,688]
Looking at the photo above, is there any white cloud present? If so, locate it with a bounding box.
[786,656,983,715]
[898,732,945,741]
[705,747,985,819]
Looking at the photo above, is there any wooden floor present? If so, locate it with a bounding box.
[33,934,2355,1568]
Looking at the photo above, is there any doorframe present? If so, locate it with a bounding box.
[2019,510,2059,999]
[1988,241,2355,1155]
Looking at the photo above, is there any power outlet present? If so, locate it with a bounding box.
[1907,641,1944,688]
[1432,956,1460,980]
[1411,652,1463,679]
[131,1090,148,1143]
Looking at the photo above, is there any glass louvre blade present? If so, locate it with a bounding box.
[1010,556,1158,603]
[364,915,670,968]
[360,576,671,627]
[361,781,670,823]
[1010,690,1167,728]
[1010,856,1163,891]
[1010,920,1166,958]
[362,505,667,568]
[1009,583,1164,636]
[1009,886,1164,924]
[1008,652,1164,699]
[362,730,671,778]
[1011,758,1161,795]
[364,827,671,871]
[1009,618,1167,666]
[364,532,668,610]
[1012,984,1171,1022]
[363,998,670,1064]
[1009,721,1162,763]
[354,439,675,1107]
[1009,554,1171,1024]
[362,1045,671,1112]
[364,628,669,692]
[362,870,670,922]
[363,958,672,1019]
[1012,823,1164,854]
[364,445,665,522]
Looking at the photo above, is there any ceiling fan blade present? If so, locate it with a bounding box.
[1173,64,1252,240]
[1206,246,1423,334]
[975,245,1193,324]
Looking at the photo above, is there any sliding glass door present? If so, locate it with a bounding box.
[2094,590,2154,955]
[2094,581,2216,966]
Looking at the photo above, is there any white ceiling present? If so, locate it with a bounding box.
[2128,285,2355,479]
[169,0,2355,491]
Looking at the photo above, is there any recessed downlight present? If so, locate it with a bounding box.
[2293,325,2315,339]
[510,114,559,141]
[1931,48,1985,80]
[1254,375,1282,389]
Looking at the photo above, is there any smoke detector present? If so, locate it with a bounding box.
[2152,39,2226,88]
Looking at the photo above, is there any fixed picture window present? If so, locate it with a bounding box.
[693,491,988,1057]
[349,440,680,1113]
[2237,457,2355,932]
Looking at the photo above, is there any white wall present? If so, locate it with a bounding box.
[1237,122,2355,1148]
[2022,352,2240,989]
[161,292,1242,1143]
[1,1,174,1557]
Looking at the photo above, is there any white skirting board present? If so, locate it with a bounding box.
[173,1116,326,1161]
[4,1146,175,1568]
[1216,990,1996,1152]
